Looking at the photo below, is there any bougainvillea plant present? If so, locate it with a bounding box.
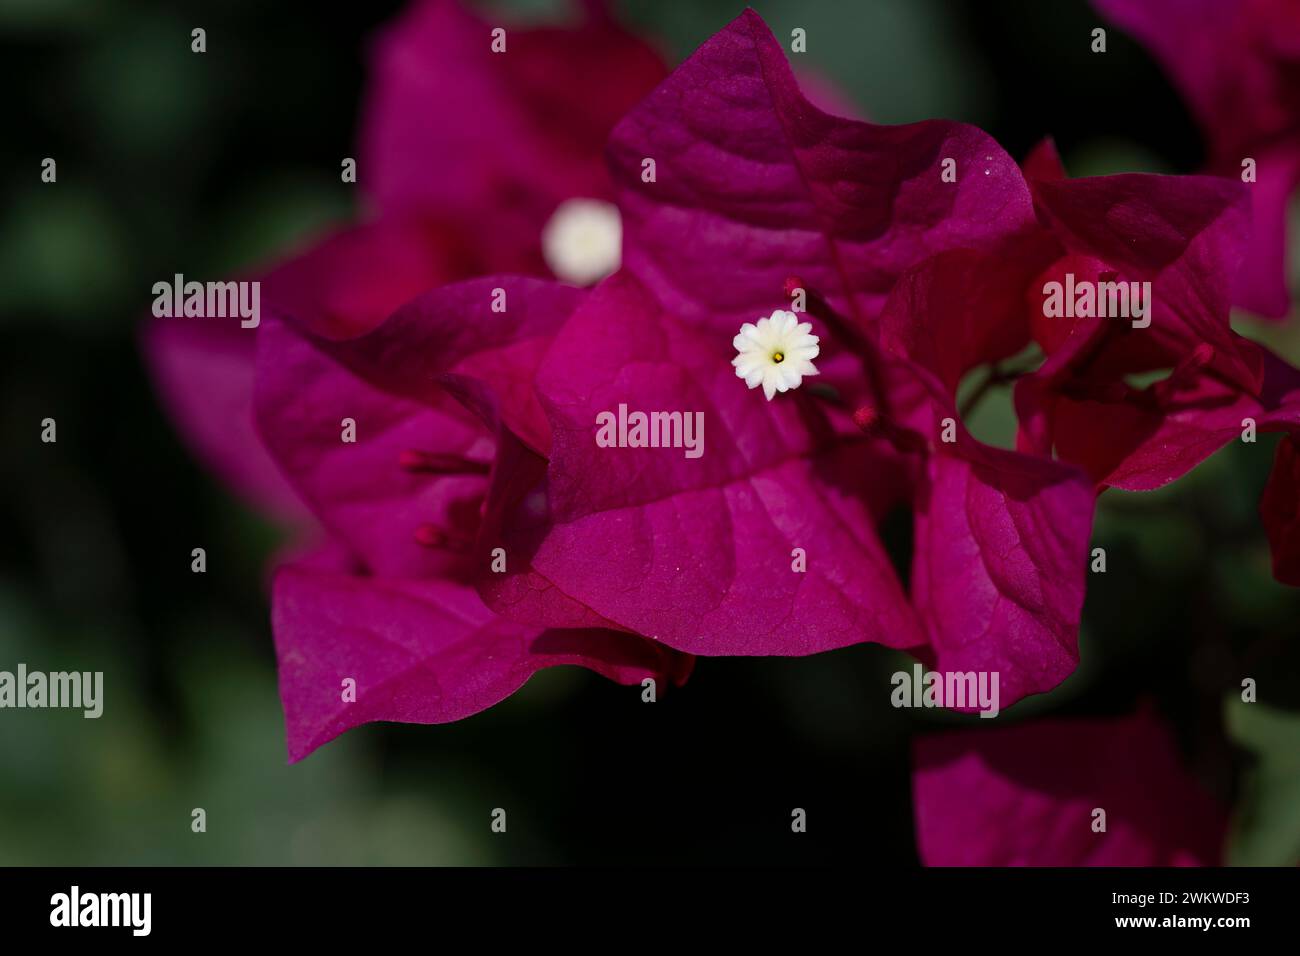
[146,1,686,761]
[145,1,1299,865]
[1095,0,1300,320]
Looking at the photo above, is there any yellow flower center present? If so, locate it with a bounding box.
[772,351,785,364]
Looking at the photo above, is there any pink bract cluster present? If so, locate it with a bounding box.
[146,2,1300,866]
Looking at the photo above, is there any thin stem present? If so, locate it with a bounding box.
[958,362,1035,419]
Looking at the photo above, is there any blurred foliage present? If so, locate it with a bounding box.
[1,0,1297,865]
[1226,697,1300,867]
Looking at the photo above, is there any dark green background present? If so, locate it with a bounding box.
[1,0,1297,865]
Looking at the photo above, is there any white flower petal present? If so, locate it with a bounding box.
[541,198,621,285]
[732,309,822,400]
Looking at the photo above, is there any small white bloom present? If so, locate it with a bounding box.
[541,197,621,286]
[732,310,820,400]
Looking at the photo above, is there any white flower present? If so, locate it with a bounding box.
[541,198,621,286]
[732,310,820,400]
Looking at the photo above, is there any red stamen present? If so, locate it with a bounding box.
[852,405,880,433]
[413,523,446,548]
[1187,343,1216,370]
[413,523,473,551]
[850,403,926,454]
